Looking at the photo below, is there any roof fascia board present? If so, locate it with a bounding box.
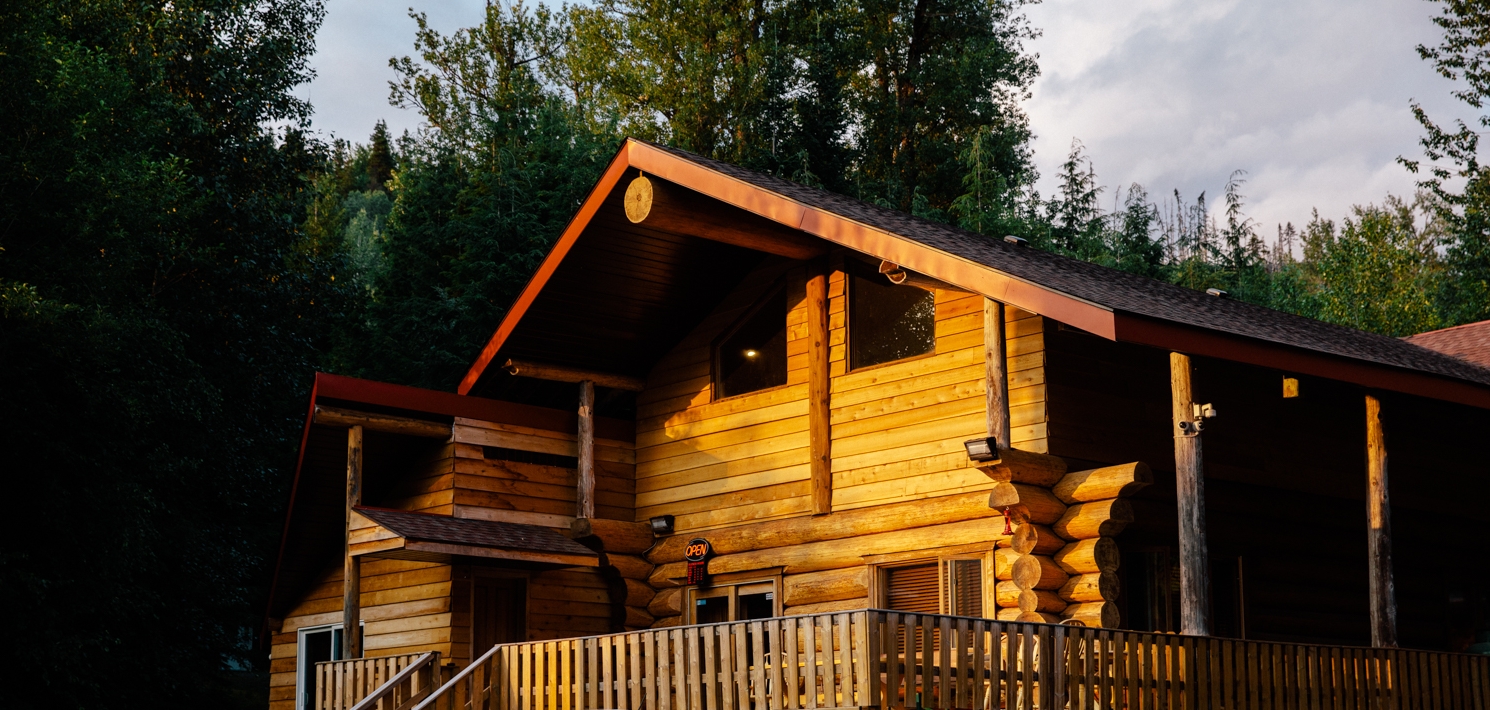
[627,140,1119,339]
[459,143,636,395]
[320,372,632,442]
[1115,312,1490,409]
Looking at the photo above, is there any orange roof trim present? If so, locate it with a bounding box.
[458,139,1117,394]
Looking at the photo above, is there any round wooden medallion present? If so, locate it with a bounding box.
[624,175,653,224]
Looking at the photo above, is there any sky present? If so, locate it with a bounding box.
[298,0,1479,240]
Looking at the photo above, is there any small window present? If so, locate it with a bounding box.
[849,272,935,369]
[716,288,788,398]
[688,579,779,624]
[879,556,988,617]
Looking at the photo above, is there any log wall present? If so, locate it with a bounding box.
[637,258,1050,625]
[635,258,1048,534]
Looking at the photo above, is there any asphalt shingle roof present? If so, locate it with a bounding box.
[645,141,1490,389]
[1404,320,1490,370]
[356,507,597,558]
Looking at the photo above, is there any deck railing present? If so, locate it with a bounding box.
[316,652,441,710]
[409,610,1490,710]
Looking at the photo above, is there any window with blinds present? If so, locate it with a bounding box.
[882,558,986,617]
[885,563,940,614]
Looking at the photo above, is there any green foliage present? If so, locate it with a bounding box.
[1298,196,1447,336]
[340,4,617,391]
[1404,0,1490,325]
[0,0,347,708]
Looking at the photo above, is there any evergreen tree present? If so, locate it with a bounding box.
[367,119,395,191]
[351,4,615,390]
[0,1,346,707]
[849,0,1040,214]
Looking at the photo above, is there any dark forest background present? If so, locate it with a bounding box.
[2,0,1489,707]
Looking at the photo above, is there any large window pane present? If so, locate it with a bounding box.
[849,273,935,369]
[717,289,788,398]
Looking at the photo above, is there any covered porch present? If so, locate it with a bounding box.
[323,609,1489,710]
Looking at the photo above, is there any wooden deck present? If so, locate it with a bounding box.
[386,610,1489,710]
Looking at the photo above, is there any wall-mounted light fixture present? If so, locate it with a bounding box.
[963,436,1001,462]
[648,515,676,535]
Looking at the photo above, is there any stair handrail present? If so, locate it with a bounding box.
[410,642,505,710]
[349,651,442,710]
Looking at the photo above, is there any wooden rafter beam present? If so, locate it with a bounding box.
[502,359,646,391]
[879,260,972,294]
[314,405,451,438]
[624,174,828,261]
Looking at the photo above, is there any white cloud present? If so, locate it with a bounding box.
[1023,0,1481,234]
[296,1,488,142]
[299,0,1480,236]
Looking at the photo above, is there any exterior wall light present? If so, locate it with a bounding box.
[963,436,1001,462]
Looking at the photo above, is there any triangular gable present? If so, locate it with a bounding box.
[461,139,1490,410]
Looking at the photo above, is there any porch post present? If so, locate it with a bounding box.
[807,259,832,514]
[577,380,595,519]
[1366,395,1398,647]
[985,299,1011,450]
[1170,353,1211,635]
[343,424,363,659]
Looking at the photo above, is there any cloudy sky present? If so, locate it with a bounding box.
[298,0,1477,239]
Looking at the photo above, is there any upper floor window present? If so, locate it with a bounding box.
[716,288,788,398]
[849,272,935,370]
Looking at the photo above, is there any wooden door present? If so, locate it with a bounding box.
[472,577,527,656]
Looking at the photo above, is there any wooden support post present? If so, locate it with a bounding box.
[1366,395,1398,647]
[343,424,363,659]
[985,299,1011,449]
[577,380,596,519]
[1169,352,1211,636]
[807,260,832,514]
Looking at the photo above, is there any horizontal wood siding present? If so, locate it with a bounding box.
[636,260,811,531]
[637,261,1048,535]
[830,279,1047,512]
[269,558,456,710]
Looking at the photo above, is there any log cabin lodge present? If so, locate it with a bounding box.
[267,139,1490,710]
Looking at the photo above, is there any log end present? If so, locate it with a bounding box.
[624,175,653,223]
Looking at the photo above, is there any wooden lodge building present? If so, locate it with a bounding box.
[266,140,1490,710]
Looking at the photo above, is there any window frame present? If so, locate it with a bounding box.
[295,620,365,710]
[867,543,997,617]
[844,266,938,373]
[685,569,784,624]
[711,281,792,402]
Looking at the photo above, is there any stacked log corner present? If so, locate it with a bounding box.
[569,518,658,631]
[981,451,1069,624]
[1050,462,1153,627]
[983,458,1151,627]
